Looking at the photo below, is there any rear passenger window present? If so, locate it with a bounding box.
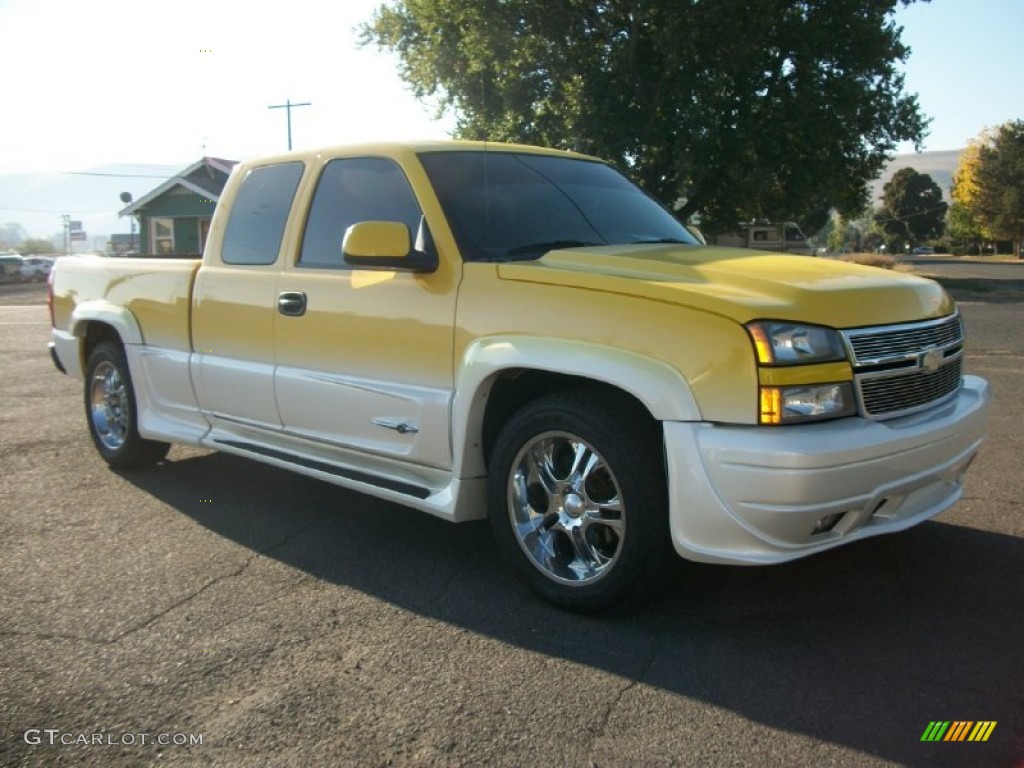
[300,158,422,268]
[222,162,304,265]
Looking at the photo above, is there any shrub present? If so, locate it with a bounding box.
[840,253,897,270]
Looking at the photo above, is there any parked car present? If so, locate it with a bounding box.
[0,254,24,283]
[20,256,56,281]
[911,246,935,255]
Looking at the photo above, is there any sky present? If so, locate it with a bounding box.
[893,0,1024,152]
[0,0,1022,236]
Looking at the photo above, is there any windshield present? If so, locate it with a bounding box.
[417,151,699,262]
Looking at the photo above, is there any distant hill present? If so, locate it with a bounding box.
[0,163,183,247]
[870,149,964,206]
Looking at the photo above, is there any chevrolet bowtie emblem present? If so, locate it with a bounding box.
[920,347,944,373]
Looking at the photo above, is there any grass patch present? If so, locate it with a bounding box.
[840,253,897,270]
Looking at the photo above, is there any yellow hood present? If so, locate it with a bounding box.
[496,245,953,328]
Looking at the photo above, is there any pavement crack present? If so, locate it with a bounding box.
[0,628,108,646]
[589,631,659,743]
[108,521,319,644]
[109,554,259,644]
[260,521,319,558]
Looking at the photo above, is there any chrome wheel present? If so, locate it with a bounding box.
[84,341,169,468]
[89,360,130,451]
[507,431,625,586]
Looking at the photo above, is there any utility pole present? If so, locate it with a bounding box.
[62,214,70,256]
[267,98,312,151]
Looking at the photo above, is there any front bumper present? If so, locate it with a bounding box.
[664,375,990,564]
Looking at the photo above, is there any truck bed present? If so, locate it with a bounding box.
[51,255,201,358]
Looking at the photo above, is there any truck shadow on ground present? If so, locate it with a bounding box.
[123,449,1023,768]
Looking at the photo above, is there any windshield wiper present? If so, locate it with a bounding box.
[501,240,604,259]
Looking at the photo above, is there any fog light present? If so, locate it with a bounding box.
[812,512,845,534]
[759,382,856,425]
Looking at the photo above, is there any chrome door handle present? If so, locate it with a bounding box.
[277,291,307,317]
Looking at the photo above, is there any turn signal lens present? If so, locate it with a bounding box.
[760,387,783,425]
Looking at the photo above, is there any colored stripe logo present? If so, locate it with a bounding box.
[921,721,997,742]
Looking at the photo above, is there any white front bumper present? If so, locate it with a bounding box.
[664,375,990,564]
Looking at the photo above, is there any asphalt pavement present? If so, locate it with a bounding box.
[1,275,1021,768]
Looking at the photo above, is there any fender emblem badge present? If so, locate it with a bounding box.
[372,418,419,435]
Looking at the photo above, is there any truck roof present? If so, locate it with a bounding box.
[233,140,601,170]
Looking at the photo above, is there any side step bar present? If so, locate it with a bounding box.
[214,439,432,500]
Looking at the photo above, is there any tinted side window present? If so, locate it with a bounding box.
[222,162,304,265]
[300,158,422,268]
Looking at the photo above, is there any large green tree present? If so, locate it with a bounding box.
[876,167,946,250]
[363,0,930,232]
[945,201,985,255]
[971,121,1024,259]
[17,238,56,255]
[951,133,995,251]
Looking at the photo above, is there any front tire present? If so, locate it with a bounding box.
[488,389,674,613]
[85,341,170,469]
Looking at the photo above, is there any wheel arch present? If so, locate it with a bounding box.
[69,303,143,375]
[452,336,701,479]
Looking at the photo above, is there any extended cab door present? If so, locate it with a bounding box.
[272,155,459,469]
[192,161,306,429]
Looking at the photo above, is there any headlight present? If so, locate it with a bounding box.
[746,321,847,366]
[760,382,856,425]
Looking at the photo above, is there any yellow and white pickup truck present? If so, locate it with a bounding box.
[49,141,989,612]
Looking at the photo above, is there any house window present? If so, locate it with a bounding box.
[151,218,175,254]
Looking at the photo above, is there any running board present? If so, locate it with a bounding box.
[214,439,432,500]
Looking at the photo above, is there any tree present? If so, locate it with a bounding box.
[945,201,984,255]
[824,215,862,254]
[951,133,995,252]
[972,121,1024,259]
[363,0,930,232]
[17,238,56,255]
[876,167,946,250]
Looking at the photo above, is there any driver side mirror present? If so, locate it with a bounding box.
[342,220,438,273]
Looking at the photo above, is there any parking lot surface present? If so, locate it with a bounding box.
[1,277,1021,767]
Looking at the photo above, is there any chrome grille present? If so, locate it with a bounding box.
[841,313,964,420]
[846,314,962,364]
[860,358,963,416]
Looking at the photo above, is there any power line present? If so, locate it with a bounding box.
[0,168,175,179]
[58,170,174,178]
[0,205,114,214]
[872,201,950,225]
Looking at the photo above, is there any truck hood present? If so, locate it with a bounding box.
[495,244,954,328]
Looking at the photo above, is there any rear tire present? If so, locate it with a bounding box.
[487,389,674,614]
[85,341,170,469]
